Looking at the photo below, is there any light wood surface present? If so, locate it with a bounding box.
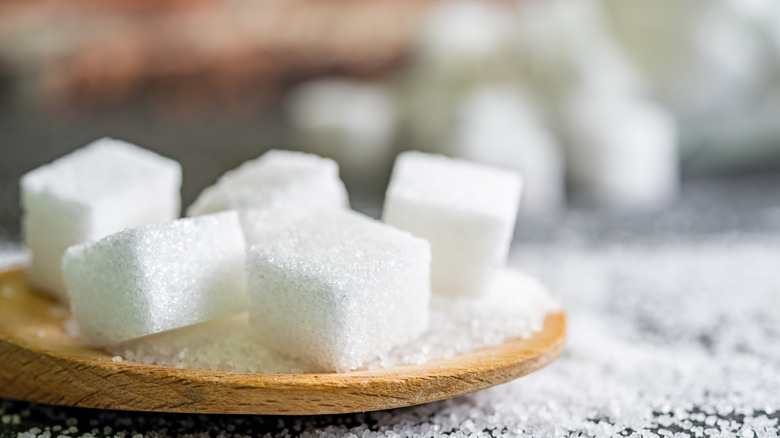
[0,268,566,415]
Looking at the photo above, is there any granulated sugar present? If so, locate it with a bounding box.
[2,235,770,438]
[106,313,306,374]
[106,269,559,373]
[369,270,559,369]
[2,200,779,437]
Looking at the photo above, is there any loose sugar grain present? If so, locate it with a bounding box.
[84,236,777,438]
[3,204,780,437]
[107,268,558,373]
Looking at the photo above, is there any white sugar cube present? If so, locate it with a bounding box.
[564,94,679,209]
[418,0,514,65]
[452,87,565,214]
[20,138,182,301]
[62,212,247,346]
[382,151,522,297]
[285,79,396,183]
[186,149,349,217]
[246,210,431,372]
[238,207,317,247]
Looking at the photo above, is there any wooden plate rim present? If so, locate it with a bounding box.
[0,267,567,415]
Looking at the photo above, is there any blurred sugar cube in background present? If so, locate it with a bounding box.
[562,93,679,209]
[1,0,779,433]
[1,0,780,239]
[284,79,397,188]
[451,86,565,214]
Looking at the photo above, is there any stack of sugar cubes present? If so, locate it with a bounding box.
[21,138,526,372]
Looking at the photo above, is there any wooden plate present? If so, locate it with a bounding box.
[0,268,566,415]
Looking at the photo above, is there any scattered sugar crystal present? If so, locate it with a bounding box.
[108,313,305,374]
[20,137,182,301]
[382,151,522,296]
[368,269,561,369]
[186,149,349,218]
[62,211,247,346]
[246,210,432,372]
[5,181,780,437]
[111,356,123,363]
[106,268,558,373]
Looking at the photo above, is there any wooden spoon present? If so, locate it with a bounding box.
[0,268,566,415]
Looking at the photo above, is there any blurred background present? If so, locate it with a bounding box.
[1,3,779,434]
[1,0,780,241]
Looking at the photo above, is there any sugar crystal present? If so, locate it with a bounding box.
[107,268,557,373]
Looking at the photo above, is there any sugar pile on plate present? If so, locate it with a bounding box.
[106,270,559,373]
[2,227,778,437]
[20,141,560,373]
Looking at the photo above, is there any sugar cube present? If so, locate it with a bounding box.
[285,79,396,183]
[452,86,565,214]
[246,210,431,372]
[382,151,522,297]
[418,0,514,65]
[186,149,349,217]
[20,138,182,301]
[563,93,679,209]
[62,211,247,346]
[238,206,317,247]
